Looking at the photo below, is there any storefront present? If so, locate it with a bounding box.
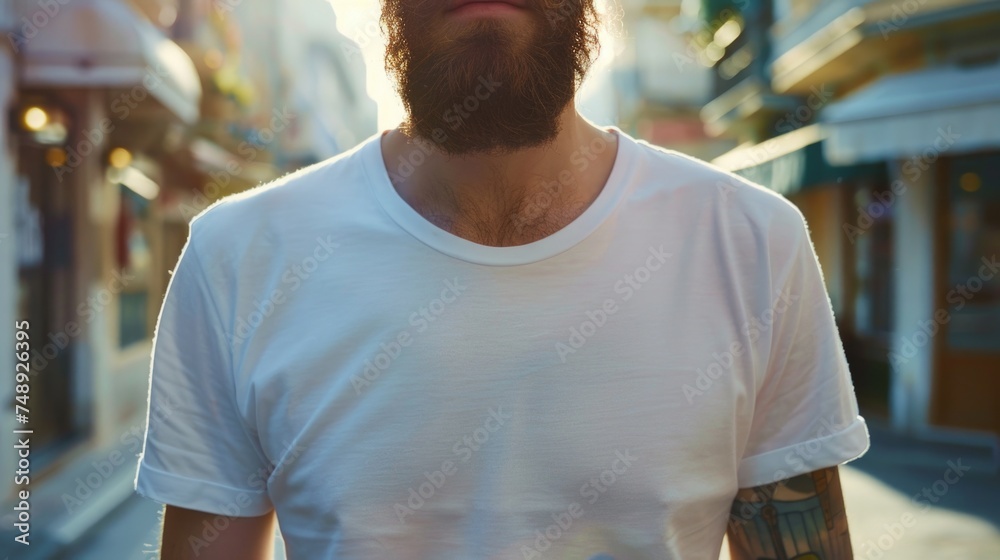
[13,118,79,460]
[933,151,1000,433]
[5,0,201,480]
[823,61,1000,436]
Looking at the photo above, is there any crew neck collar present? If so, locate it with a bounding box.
[361,126,637,267]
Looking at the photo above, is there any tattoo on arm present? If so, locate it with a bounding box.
[726,467,852,560]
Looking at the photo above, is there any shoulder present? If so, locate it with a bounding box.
[626,134,811,252]
[185,135,376,255]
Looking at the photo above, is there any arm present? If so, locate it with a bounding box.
[726,466,852,560]
[135,225,279,556]
[159,505,276,560]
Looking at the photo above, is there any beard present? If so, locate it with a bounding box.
[382,0,601,156]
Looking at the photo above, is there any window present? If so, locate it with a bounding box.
[947,153,1000,351]
[117,185,153,348]
[853,183,894,335]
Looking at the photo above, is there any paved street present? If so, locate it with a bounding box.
[64,423,998,559]
[837,424,1000,560]
[60,497,162,560]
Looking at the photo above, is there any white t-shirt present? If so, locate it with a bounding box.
[134,127,869,560]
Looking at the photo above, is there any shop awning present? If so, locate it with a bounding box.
[189,138,278,186]
[821,63,1000,165]
[712,124,885,195]
[17,0,201,124]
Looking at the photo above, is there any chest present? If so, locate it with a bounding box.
[236,267,759,511]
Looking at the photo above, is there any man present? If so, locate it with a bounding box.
[134,0,870,558]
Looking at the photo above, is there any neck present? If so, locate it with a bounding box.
[381,103,618,246]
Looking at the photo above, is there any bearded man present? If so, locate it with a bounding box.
[136,1,870,558]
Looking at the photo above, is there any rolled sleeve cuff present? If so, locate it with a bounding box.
[737,416,870,488]
[134,460,274,517]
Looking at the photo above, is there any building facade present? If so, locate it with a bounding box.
[614,0,729,160]
[0,0,374,553]
[701,0,1000,439]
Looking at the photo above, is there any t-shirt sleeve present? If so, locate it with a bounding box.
[133,223,274,516]
[737,206,870,489]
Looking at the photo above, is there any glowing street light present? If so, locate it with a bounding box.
[23,107,49,131]
[109,147,133,169]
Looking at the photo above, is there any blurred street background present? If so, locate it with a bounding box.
[0,0,998,558]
